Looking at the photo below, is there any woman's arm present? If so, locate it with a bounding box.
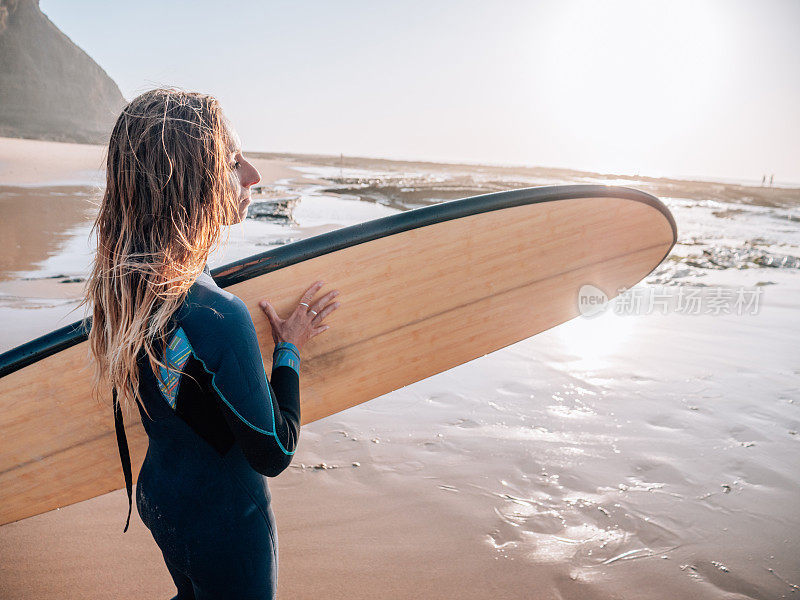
[186,296,302,477]
[220,342,302,477]
[184,278,337,476]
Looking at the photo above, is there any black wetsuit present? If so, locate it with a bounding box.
[132,266,301,599]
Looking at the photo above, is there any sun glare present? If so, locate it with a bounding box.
[531,0,735,175]
[549,305,640,371]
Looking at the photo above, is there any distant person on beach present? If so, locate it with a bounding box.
[85,88,339,599]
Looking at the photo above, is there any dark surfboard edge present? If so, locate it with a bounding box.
[0,185,676,378]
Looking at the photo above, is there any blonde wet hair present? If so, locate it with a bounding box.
[85,88,240,412]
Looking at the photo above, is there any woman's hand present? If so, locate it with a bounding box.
[258,281,340,353]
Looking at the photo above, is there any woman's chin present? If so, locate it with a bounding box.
[235,201,250,223]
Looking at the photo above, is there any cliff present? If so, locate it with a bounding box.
[0,0,125,144]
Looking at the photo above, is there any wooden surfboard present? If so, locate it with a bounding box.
[0,185,677,525]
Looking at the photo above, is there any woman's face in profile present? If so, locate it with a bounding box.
[224,119,261,223]
[229,148,261,223]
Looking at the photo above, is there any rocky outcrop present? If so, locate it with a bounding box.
[0,0,126,144]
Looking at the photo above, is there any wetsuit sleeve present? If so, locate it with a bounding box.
[273,342,300,373]
[187,295,300,477]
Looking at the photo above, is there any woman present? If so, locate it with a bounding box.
[86,88,339,599]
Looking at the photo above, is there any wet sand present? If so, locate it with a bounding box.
[1,137,799,599]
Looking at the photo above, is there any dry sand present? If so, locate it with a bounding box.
[0,136,303,187]
[1,137,799,599]
[0,137,107,186]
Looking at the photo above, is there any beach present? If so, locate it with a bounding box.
[1,136,799,599]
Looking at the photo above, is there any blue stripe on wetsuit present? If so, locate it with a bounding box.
[156,327,193,409]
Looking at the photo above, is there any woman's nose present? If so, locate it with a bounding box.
[243,162,261,188]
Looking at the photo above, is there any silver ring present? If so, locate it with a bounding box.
[310,310,318,316]
[299,302,310,308]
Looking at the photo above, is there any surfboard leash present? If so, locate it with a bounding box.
[112,388,133,533]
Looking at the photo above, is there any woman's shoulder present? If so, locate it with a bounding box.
[175,271,252,339]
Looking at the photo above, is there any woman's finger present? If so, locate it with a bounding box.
[299,280,324,305]
[311,301,340,324]
[259,300,281,327]
[310,289,339,314]
[309,324,331,338]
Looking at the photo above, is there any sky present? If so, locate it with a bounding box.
[40,0,800,184]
